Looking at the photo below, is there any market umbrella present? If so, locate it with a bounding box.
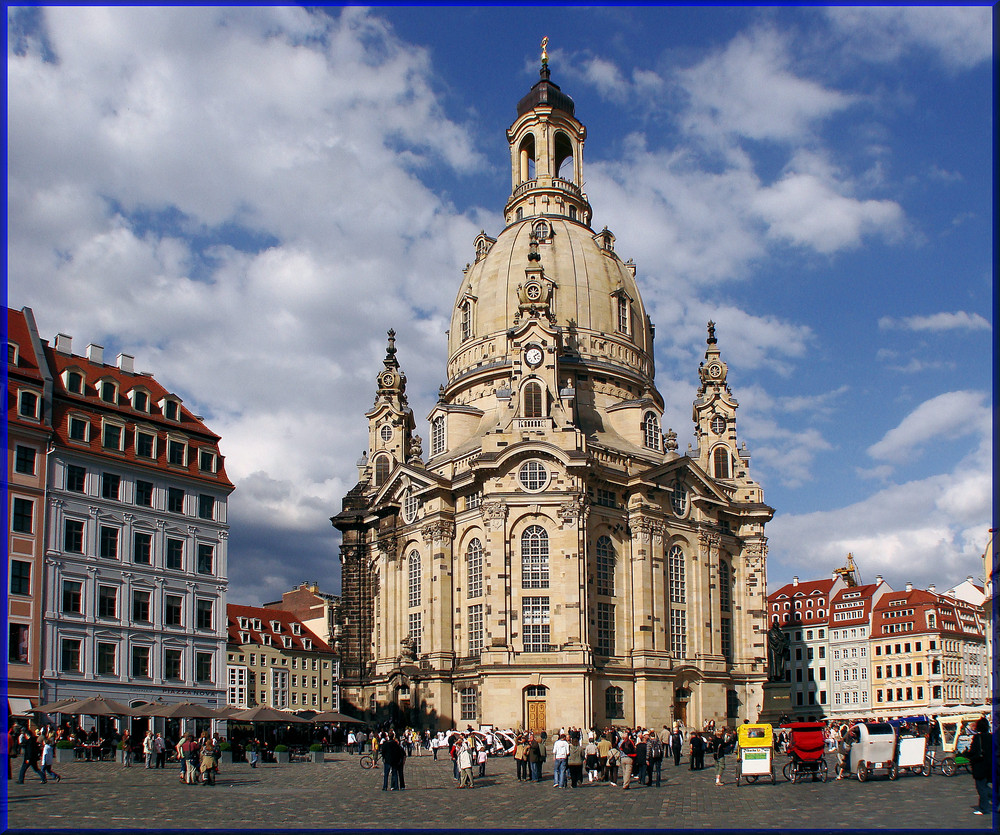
[31,698,79,714]
[131,702,219,719]
[229,706,308,723]
[309,711,364,724]
[58,695,133,716]
[212,706,245,718]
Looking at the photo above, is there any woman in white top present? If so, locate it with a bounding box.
[40,734,61,782]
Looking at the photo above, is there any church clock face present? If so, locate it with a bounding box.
[525,282,542,301]
[708,363,722,379]
[380,371,395,388]
[524,345,544,368]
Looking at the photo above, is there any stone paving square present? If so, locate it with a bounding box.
[5,752,995,832]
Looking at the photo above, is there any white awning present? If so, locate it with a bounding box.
[9,698,35,716]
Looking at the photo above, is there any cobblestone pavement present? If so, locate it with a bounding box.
[6,752,996,832]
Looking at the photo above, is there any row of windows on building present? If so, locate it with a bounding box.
[40,517,217,573]
[227,665,338,710]
[56,462,219,518]
[58,638,216,682]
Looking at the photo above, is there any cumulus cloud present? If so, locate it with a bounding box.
[7,6,483,604]
[825,6,993,70]
[677,27,855,143]
[866,390,991,464]
[879,311,991,332]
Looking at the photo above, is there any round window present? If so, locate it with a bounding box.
[380,425,393,443]
[518,461,548,492]
[711,415,726,435]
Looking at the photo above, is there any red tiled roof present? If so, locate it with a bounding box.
[7,309,44,382]
[44,343,233,489]
[227,604,333,653]
[769,578,836,600]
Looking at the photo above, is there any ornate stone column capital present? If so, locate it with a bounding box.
[421,521,455,544]
[481,500,508,532]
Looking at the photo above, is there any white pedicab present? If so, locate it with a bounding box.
[851,722,898,782]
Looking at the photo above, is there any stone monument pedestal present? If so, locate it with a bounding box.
[758,681,791,725]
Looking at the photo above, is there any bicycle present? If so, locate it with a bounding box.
[360,750,380,769]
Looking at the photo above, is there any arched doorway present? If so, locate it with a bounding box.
[524,685,547,733]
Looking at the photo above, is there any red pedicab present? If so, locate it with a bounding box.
[781,722,829,783]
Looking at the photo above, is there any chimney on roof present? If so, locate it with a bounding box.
[87,343,104,365]
[905,581,913,592]
[928,584,936,594]
[875,575,883,585]
[116,353,134,374]
[792,576,799,586]
[54,334,73,355]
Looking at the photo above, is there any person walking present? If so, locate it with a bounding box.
[566,732,585,788]
[526,733,542,783]
[246,738,259,768]
[584,734,600,783]
[691,731,706,770]
[597,733,613,782]
[180,733,199,784]
[457,737,475,788]
[153,733,166,768]
[835,727,851,779]
[713,728,727,785]
[120,729,133,768]
[552,732,570,788]
[969,716,993,816]
[199,739,218,786]
[670,725,684,767]
[634,732,648,786]
[620,733,637,789]
[142,730,154,768]
[40,734,61,783]
[646,731,664,787]
[605,741,622,786]
[17,727,46,784]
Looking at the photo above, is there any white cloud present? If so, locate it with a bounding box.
[879,311,991,332]
[866,390,991,464]
[825,7,993,71]
[678,27,855,143]
[7,6,483,604]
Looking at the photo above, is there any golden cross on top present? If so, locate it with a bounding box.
[541,36,549,66]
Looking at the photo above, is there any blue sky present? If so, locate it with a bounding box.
[7,6,994,605]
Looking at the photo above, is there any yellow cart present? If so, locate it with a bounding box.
[735,723,775,785]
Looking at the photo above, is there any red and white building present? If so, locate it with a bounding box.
[7,307,236,720]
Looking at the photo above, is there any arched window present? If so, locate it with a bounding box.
[671,482,687,516]
[605,686,624,719]
[714,447,730,479]
[596,536,615,596]
[374,455,390,487]
[460,301,472,343]
[523,382,543,418]
[518,134,536,183]
[516,207,524,221]
[643,413,660,450]
[554,131,574,180]
[431,416,445,456]
[402,490,419,524]
[568,205,577,221]
[669,544,685,604]
[521,525,549,589]
[719,559,731,613]
[408,549,421,609]
[467,538,483,599]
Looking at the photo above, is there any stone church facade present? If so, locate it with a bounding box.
[333,57,773,733]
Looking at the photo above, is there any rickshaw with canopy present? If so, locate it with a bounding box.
[781,722,829,783]
[735,723,775,785]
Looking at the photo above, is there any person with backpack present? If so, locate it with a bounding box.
[646,732,664,786]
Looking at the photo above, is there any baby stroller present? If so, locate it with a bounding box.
[781,722,829,783]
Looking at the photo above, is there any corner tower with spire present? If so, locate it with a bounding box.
[333,43,773,733]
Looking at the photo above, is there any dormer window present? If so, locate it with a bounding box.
[64,369,85,395]
[302,638,313,650]
[99,379,118,404]
[252,619,262,631]
[282,636,293,649]
[8,343,19,365]
[291,623,302,636]
[199,449,217,473]
[261,634,272,647]
[240,631,251,643]
[238,617,249,629]
[130,388,150,413]
[167,437,187,467]
[161,398,181,422]
[68,415,90,442]
[135,429,156,459]
[270,620,281,633]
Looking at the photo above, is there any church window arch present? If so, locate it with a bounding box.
[568,205,578,221]
[554,131,574,181]
[374,455,391,487]
[516,207,523,221]
[407,549,421,609]
[467,537,483,599]
[643,412,660,451]
[668,544,686,604]
[713,446,730,479]
[523,381,543,418]
[431,416,445,457]
[521,525,549,589]
[402,490,419,525]
[596,535,615,596]
[518,133,536,183]
[605,686,624,719]
[671,481,688,517]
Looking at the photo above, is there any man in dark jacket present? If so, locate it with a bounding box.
[381,732,406,791]
[17,728,46,784]
[969,716,993,816]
